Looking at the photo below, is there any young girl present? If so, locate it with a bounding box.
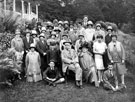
[25,43,42,82]
[93,35,107,84]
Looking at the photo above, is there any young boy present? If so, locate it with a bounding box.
[43,60,65,87]
[103,64,118,91]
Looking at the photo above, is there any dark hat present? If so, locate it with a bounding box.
[63,41,72,45]
[62,34,68,37]
[37,22,42,26]
[96,34,103,39]
[111,34,117,38]
[50,42,57,46]
[79,42,89,49]
[49,59,56,64]
[25,30,31,34]
[78,34,84,37]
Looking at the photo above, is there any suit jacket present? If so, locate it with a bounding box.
[36,40,49,56]
[23,37,33,51]
[61,49,79,73]
[105,33,112,46]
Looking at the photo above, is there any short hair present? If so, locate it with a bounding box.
[96,34,103,39]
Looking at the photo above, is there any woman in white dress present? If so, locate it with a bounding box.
[25,43,42,82]
[93,35,107,84]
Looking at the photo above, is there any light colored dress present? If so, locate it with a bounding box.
[25,51,42,82]
[93,41,107,70]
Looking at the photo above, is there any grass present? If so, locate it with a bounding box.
[0,71,135,102]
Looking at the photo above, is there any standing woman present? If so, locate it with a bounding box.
[25,43,42,82]
[93,35,107,84]
[108,34,127,89]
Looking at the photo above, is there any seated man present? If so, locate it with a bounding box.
[61,41,82,88]
[103,64,118,91]
[43,60,65,87]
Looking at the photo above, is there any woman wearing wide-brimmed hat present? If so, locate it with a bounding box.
[25,43,42,82]
[79,42,99,87]
[11,29,24,53]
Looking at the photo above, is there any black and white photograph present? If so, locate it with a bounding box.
[0,0,135,102]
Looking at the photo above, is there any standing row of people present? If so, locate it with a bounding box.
[10,18,127,91]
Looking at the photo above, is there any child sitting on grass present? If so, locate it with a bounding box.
[43,60,65,87]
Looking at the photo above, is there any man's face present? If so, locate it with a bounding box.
[16,34,20,37]
[84,17,88,22]
[49,62,55,67]
[26,33,30,37]
[108,29,112,34]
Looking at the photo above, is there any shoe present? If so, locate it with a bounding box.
[53,83,56,87]
[79,85,83,89]
[121,84,127,89]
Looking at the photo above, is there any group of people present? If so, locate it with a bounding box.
[10,16,127,91]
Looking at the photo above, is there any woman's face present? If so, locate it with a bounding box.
[112,36,117,42]
[97,38,102,42]
[31,48,35,52]
[96,26,101,30]
[65,43,71,50]
[82,47,87,52]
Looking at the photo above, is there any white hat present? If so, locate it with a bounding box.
[47,21,52,25]
[58,21,63,24]
[31,30,37,35]
[15,29,21,35]
[96,23,101,27]
[39,33,45,38]
[87,21,93,25]
[51,31,57,35]
[30,43,36,48]
[64,21,69,24]
[41,27,46,31]
[107,26,113,30]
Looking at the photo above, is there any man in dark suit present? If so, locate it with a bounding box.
[23,31,33,74]
[36,33,49,76]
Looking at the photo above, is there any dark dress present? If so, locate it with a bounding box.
[103,34,112,69]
